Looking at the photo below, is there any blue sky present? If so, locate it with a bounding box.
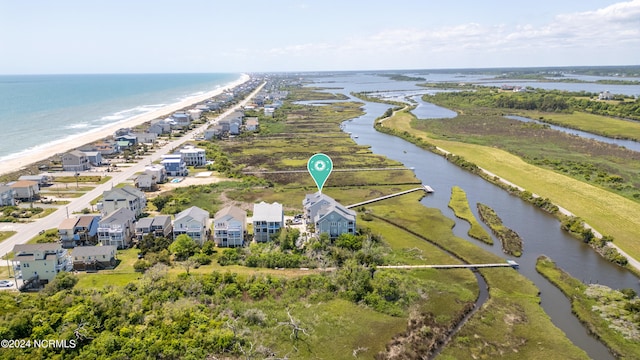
[1,0,639,74]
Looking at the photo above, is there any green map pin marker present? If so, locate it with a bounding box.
[307,153,333,193]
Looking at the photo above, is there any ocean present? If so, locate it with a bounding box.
[0,73,241,163]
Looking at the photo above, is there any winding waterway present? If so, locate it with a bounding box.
[306,73,640,359]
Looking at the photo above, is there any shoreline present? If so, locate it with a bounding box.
[0,73,250,177]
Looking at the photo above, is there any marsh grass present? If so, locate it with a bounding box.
[448,186,493,244]
[536,255,640,359]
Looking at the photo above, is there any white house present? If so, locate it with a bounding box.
[252,201,283,243]
[213,206,246,247]
[173,206,210,245]
[9,180,39,201]
[179,145,206,167]
[97,207,136,249]
[144,164,167,184]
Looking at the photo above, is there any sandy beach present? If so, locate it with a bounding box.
[0,74,250,177]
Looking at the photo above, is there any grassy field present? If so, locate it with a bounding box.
[383,109,640,264]
[0,231,15,244]
[522,110,640,141]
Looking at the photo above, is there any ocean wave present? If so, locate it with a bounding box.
[65,122,91,129]
[97,103,167,122]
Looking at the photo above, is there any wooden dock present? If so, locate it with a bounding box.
[379,261,519,270]
[346,185,434,209]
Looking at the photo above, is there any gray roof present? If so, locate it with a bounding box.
[135,218,154,229]
[252,202,282,222]
[316,204,356,222]
[13,243,61,254]
[151,215,172,227]
[176,206,209,222]
[214,206,246,222]
[99,207,135,225]
[72,245,116,258]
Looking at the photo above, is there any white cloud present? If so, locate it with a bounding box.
[234,0,640,70]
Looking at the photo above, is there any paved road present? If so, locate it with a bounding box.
[0,81,264,260]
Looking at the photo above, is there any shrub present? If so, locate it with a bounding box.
[133,259,152,272]
[190,253,212,266]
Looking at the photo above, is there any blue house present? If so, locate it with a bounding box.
[161,154,188,177]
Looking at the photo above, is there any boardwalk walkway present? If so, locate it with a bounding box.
[242,167,414,175]
[379,261,519,270]
[346,185,433,209]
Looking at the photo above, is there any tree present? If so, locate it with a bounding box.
[179,258,198,275]
[138,234,172,255]
[169,234,199,261]
[335,233,363,251]
[43,271,78,295]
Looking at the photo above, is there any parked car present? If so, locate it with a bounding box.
[0,280,14,287]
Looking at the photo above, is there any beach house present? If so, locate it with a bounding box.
[58,217,80,248]
[171,111,191,128]
[12,243,71,286]
[245,117,259,131]
[148,119,172,135]
[213,206,246,247]
[130,132,157,145]
[18,174,52,186]
[252,201,283,243]
[303,193,356,239]
[97,207,135,249]
[179,145,207,167]
[71,245,117,272]
[101,185,147,217]
[135,215,172,240]
[115,134,137,148]
[61,150,91,172]
[81,151,103,166]
[161,154,188,177]
[173,206,210,245]
[144,164,167,184]
[89,140,120,156]
[134,174,155,191]
[9,180,39,201]
[73,215,100,246]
